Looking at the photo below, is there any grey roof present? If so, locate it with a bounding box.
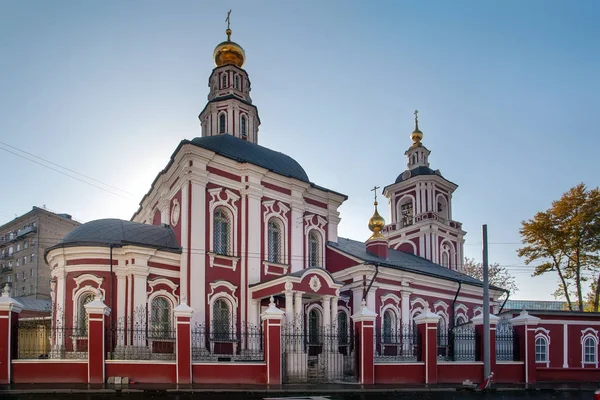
[47,219,181,254]
[394,166,457,185]
[328,237,504,290]
[13,297,51,313]
[503,300,574,311]
[191,135,310,182]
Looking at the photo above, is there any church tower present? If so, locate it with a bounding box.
[199,18,260,143]
[382,111,466,270]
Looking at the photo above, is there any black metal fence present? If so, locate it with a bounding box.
[438,324,476,361]
[17,317,87,359]
[281,324,355,383]
[191,321,264,362]
[374,324,419,362]
[496,318,519,361]
[106,309,176,360]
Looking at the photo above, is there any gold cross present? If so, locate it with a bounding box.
[371,186,380,202]
[414,109,419,124]
[226,10,232,30]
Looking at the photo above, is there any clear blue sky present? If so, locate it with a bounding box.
[1,1,599,301]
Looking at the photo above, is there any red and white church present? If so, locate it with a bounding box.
[2,23,591,386]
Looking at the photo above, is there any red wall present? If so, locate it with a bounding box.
[192,363,267,384]
[106,362,176,383]
[12,361,87,383]
[537,367,600,382]
[374,363,424,384]
[437,363,483,383]
[495,362,525,383]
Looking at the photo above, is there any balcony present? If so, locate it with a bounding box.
[17,226,37,238]
[383,212,463,233]
[0,252,14,261]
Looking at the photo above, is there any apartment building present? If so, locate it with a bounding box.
[0,207,80,299]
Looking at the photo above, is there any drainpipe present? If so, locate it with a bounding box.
[450,281,462,329]
[363,264,379,303]
[498,290,510,314]
[35,216,40,300]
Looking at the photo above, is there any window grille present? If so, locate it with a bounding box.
[213,299,232,341]
[267,219,282,263]
[219,114,226,134]
[585,337,596,363]
[337,311,349,344]
[308,231,320,267]
[221,74,227,88]
[78,293,94,335]
[150,297,172,339]
[401,202,414,227]
[234,75,240,90]
[535,337,547,362]
[308,309,320,344]
[214,208,231,255]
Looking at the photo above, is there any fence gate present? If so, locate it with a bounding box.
[281,324,355,383]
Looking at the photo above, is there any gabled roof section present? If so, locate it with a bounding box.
[328,237,504,291]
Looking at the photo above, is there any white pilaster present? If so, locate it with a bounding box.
[247,184,262,284]
[180,182,190,303]
[190,178,207,325]
[322,296,331,329]
[285,291,294,325]
[294,291,303,328]
[116,271,127,321]
[366,288,376,311]
[563,323,568,368]
[401,291,410,326]
[290,199,304,273]
[331,296,339,330]
[352,286,363,316]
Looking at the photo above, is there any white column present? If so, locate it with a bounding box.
[160,201,170,225]
[285,291,294,325]
[246,186,262,285]
[401,291,410,327]
[179,182,190,304]
[294,292,303,328]
[190,178,207,326]
[352,287,363,316]
[416,184,421,215]
[327,211,340,244]
[366,288,376,311]
[330,296,339,329]
[116,271,127,329]
[132,266,149,347]
[563,323,569,368]
[290,200,304,273]
[322,296,331,329]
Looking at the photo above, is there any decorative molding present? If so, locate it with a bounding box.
[147,278,179,297]
[170,198,181,227]
[208,252,240,271]
[309,276,322,292]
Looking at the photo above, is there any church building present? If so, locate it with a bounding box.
[44,24,505,369]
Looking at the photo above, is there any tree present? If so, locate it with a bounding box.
[462,257,518,295]
[517,184,600,311]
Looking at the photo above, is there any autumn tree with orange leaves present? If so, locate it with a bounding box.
[517,184,600,311]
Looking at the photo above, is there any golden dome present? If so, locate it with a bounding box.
[213,29,245,68]
[368,201,386,239]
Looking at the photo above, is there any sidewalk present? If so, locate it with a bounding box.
[1,382,599,395]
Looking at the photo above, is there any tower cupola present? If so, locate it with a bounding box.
[405,110,431,169]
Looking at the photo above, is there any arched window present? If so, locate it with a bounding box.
[337,311,348,344]
[456,315,467,325]
[214,208,231,255]
[441,252,449,269]
[437,317,448,346]
[308,231,321,267]
[267,218,282,263]
[398,198,414,228]
[78,293,95,335]
[383,310,395,343]
[437,196,449,221]
[584,337,597,364]
[150,297,172,338]
[241,116,247,138]
[221,74,227,88]
[234,75,240,90]
[412,154,416,165]
[213,298,232,340]
[219,114,226,134]
[535,336,548,363]
[308,309,320,344]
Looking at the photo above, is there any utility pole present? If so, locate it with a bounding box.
[482,224,490,379]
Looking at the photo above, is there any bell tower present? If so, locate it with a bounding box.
[382,111,466,271]
[199,12,261,143]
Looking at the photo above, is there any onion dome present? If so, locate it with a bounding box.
[410,109,423,146]
[368,200,386,240]
[213,28,246,68]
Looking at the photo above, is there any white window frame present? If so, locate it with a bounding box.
[208,188,239,258]
[534,327,550,367]
[581,328,599,367]
[147,292,176,339]
[397,195,416,228]
[262,200,290,267]
[218,112,227,134]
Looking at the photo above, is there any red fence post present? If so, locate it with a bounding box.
[261,296,285,385]
[0,285,23,384]
[414,309,440,385]
[85,289,111,384]
[351,299,377,385]
[473,313,499,377]
[510,310,540,385]
[174,301,194,384]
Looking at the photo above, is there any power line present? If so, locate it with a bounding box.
[0,142,133,199]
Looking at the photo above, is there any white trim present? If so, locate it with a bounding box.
[534,328,550,367]
[73,274,104,289]
[563,324,568,368]
[305,226,326,269]
[473,306,483,317]
[72,288,99,331]
[11,359,88,363]
[105,360,176,364]
[147,291,177,334]
[208,189,240,256]
[263,200,290,265]
[148,278,178,294]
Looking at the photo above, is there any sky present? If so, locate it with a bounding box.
[1,1,599,301]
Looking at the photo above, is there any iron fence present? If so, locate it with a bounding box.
[496,318,519,361]
[106,308,176,360]
[438,324,476,361]
[17,317,87,359]
[281,323,355,383]
[374,324,419,362]
[191,321,264,362]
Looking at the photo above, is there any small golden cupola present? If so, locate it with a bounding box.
[410,109,423,147]
[366,186,389,258]
[213,10,246,68]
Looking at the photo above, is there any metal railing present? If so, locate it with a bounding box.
[496,319,519,361]
[17,317,87,359]
[374,324,419,362]
[438,324,476,361]
[191,321,264,362]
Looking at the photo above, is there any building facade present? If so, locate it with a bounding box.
[0,207,80,299]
